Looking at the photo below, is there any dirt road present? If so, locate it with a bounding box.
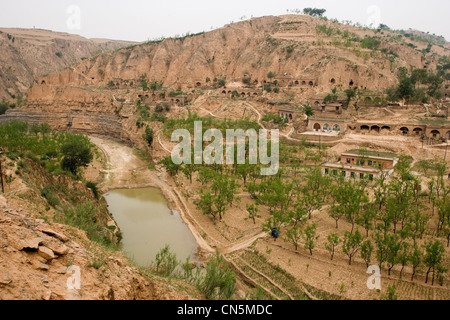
[89,135,268,257]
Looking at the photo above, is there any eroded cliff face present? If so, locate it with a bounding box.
[0,28,135,100]
[29,14,444,91]
[2,15,448,146]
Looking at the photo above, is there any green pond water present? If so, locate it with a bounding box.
[103,188,199,267]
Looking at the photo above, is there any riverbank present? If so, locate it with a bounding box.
[86,136,215,262]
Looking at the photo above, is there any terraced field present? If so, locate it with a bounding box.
[391,280,450,300]
[226,249,334,300]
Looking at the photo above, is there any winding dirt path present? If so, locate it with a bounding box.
[156,130,172,155]
[89,135,268,257]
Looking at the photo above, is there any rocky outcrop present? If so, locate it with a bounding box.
[0,195,199,300]
[0,198,155,300]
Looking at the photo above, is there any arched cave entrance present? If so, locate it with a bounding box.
[400,127,409,135]
[413,128,423,136]
[333,124,341,133]
[431,130,441,138]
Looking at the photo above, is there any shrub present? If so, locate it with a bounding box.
[286,45,295,54]
[63,202,115,247]
[0,100,10,115]
[217,78,226,88]
[155,245,179,276]
[231,90,240,98]
[267,71,276,79]
[41,186,60,207]
[150,113,167,123]
[86,181,99,199]
[143,126,154,146]
[169,89,185,97]
[361,36,381,50]
[199,251,236,300]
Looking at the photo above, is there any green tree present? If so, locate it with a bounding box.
[409,243,422,281]
[143,126,154,146]
[284,225,302,251]
[324,233,341,260]
[385,233,402,276]
[374,231,388,271]
[398,242,410,278]
[436,265,448,287]
[158,156,180,177]
[342,229,362,265]
[245,203,260,225]
[303,104,314,117]
[211,173,240,220]
[423,240,445,285]
[181,164,198,184]
[196,172,240,221]
[196,190,216,220]
[299,184,323,220]
[426,72,444,98]
[360,239,374,268]
[303,8,326,17]
[330,180,367,232]
[289,203,308,227]
[344,89,356,107]
[141,74,149,91]
[411,68,428,89]
[60,141,93,175]
[397,76,414,105]
[357,205,376,237]
[303,223,319,255]
[259,177,294,217]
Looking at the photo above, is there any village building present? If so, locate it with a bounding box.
[321,149,399,181]
[279,108,303,123]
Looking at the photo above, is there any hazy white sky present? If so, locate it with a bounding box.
[0,0,449,42]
